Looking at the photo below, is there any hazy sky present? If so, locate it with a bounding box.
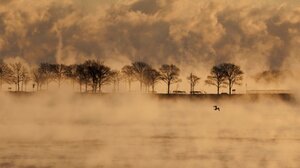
[76,0,300,6]
[0,0,299,83]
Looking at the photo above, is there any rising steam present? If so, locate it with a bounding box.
[0,1,299,167]
[0,0,299,71]
[0,93,299,167]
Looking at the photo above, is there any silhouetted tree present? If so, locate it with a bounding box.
[84,60,99,92]
[0,60,13,90]
[39,63,53,90]
[159,64,180,94]
[50,64,68,88]
[187,73,200,94]
[20,67,30,91]
[32,68,46,91]
[144,68,161,93]
[84,60,112,93]
[121,65,135,92]
[132,62,151,92]
[205,65,227,95]
[10,62,28,92]
[96,63,112,93]
[111,70,122,92]
[220,63,243,94]
[64,65,77,90]
[76,63,91,92]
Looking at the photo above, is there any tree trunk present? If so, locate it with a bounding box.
[94,83,97,93]
[152,84,155,93]
[190,81,193,95]
[229,80,232,95]
[190,74,193,94]
[217,84,220,95]
[117,80,120,92]
[85,82,88,92]
[167,81,170,94]
[192,84,194,94]
[79,82,82,93]
[98,80,102,93]
[128,81,131,92]
[17,76,20,92]
[113,81,116,93]
[99,84,102,93]
[140,81,142,92]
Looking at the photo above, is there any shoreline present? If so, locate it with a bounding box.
[2,91,296,103]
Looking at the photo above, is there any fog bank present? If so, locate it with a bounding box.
[0,93,299,167]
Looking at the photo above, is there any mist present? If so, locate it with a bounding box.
[0,92,299,167]
[0,0,300,167]
[0,0,300,69]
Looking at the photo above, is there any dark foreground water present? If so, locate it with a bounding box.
[0,95,299,168]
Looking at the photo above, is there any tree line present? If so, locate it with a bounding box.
[0,59,243,94]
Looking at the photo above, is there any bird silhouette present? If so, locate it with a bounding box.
[213,106,220,111]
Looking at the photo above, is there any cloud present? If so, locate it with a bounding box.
[0,0,12,5]
[0,0,299,78]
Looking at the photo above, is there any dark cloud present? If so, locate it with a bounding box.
[0,0,299,74]
[0,0,12,5]
[130,0,161,15]
[0,13,6,35]
[254,70,293,84]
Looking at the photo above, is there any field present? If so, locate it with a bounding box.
[0,93,299,168]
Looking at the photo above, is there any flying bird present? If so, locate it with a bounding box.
[213,106,220,111]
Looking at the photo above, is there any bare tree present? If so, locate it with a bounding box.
[64,65,78,90]
[205,65,227,95]
[121,65,135,92]
[84,60,112,93]
[10,62,28,92]
[111,70,122,93]
[220,63,243,94]
[76,63,91,92]
[32,68,46,91]
[50,64,68,88]
[85,60,99,92]
[96,63,112,93]
[20,67,30,91]
[187,73,200,94]
[0,61,13,90]
[144,68,161,93]
[159,64,180,94]
[39,63,53,90]
[132,62,151,92]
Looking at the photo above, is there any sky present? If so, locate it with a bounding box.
[0,0,299,91]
